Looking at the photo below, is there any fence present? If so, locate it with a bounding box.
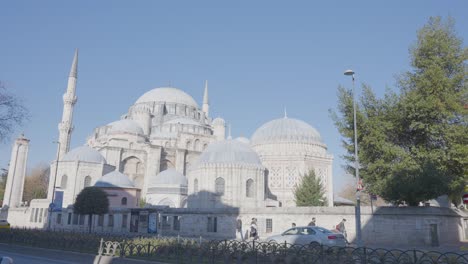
[103,239,468,264]
[1,229,467,263]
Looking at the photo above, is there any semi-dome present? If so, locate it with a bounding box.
[197,139,262,166]
[94,171,136,188]
[235,137,250,145]
[135,87,198,107]
[62,146,107,163]
[150,168,188,186]
[251,117,322,146]
[107,119,144,135]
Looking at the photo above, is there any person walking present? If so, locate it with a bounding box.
[336,218,347,241]
[250,218,259,241]
[236,218,244,241]
[291,222,296,228]
[308,217,316,226]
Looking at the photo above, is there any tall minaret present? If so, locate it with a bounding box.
[57,49,78,157]
[202,80,209,117]
[2,135,30,208]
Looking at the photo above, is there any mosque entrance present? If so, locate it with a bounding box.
[130,212,139,232]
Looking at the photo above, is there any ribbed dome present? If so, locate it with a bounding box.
[135,87,198,107]
[107,119,144,135]
[212,117,225,126]
[62,146,107,163]
[149,168,188,186]
[94,171,136,188]
[197,139,261,166]
[251,117,322,146]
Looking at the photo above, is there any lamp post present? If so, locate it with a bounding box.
[47,141,61,230]
[344,69,362,247]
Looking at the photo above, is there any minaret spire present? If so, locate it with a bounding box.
[202,80,209,117]
[284,107,288,118]
[57,49,78,158]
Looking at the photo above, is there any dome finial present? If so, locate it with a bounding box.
[284,107,288,119]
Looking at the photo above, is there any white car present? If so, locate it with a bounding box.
[266,226,347,247]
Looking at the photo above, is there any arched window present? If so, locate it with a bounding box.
[185,141,191,150]
[194,139,200,151]
[61,175,68,189]
[246,179,255,197]
[84,176,92,188]
[194,179,199,193]
[121,156,145,189]
[121,197,127,206]
[215,177,225,196]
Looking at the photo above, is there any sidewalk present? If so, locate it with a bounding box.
[0,243,166,264]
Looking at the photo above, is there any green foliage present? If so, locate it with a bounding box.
[331,17,467,206]
[0,168,7,204]
[294,170,327,206]
[74,187,109,232]
[74,187,109,215]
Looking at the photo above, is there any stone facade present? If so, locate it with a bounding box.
[24,206,465,248]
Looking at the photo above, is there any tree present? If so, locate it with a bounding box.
[338,183,387,206]
[74,187,109,233]
[23,163,50,205]
[331,17,467,206]
[0,168,7,205]
[294,170,327,206]
[0,81,29,142]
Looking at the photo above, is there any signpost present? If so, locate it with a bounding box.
[463,194,468,205]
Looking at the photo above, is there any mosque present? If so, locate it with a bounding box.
[2,51,464,249]
[1,49,334,230]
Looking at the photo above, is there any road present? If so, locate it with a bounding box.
[0,243,161,264]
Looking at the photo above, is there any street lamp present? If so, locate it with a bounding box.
[344,69,362,247]
[47,141,61,230]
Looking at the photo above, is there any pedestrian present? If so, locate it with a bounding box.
[336,218,347,240]
[308,217,316,226]
[236,217,244,241]
[292,222,296,228]
[250,218,259,240]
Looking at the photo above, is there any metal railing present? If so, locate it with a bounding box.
[1,229,467,263]
[102,239,468,264]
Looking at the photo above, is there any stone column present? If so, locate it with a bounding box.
[2,135,30,208]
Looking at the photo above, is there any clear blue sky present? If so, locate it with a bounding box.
[0,1,466,192]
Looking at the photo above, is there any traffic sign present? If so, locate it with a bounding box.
[463,194,468,204]
[357,179,364,191]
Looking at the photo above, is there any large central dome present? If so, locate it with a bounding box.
[135,87,198,107]
[251,117,322,146]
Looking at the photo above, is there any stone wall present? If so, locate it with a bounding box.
[6,205,467,248]
[160,206,466,247]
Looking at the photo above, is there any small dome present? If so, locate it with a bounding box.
[251,117,322,146]
[107,119,144,135]
[149,168,188,186]
[212,117,225,126]
[94,171,136,188]
[235,137,250,145]
[135,87,198,107]
[197,139,261,166]
[62,146,106,163]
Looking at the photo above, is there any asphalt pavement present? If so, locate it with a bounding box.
[0,243,163,264]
